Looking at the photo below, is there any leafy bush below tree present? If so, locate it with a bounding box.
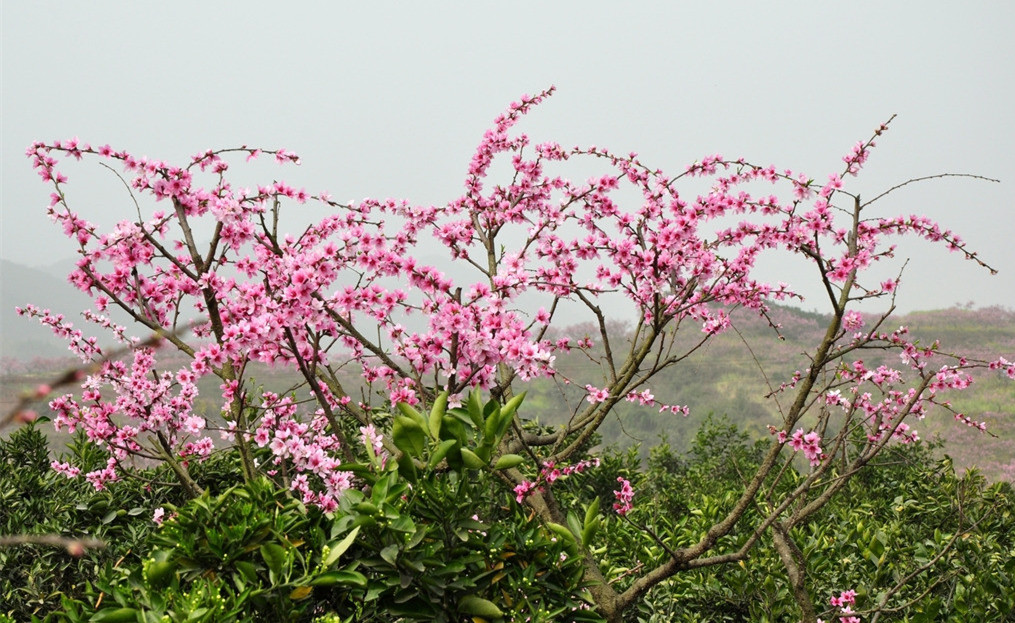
[2,414,1013,622]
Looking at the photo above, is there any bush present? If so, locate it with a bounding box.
[18,90,1015,621]
[0,424,175,620]
[37,393,599,622]
[0,423,273,621]
[5,410,1014,622]
[564,417,1015,622]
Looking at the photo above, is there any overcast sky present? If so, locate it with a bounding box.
[2,1,1012,314]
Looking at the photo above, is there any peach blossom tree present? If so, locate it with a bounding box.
[16,87,1013,622]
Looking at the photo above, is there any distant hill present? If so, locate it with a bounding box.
[0,259,94,361]
[534,303,1015,482]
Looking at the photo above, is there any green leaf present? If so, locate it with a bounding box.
[547,522,576,544]
[483,404,501,443]
[289,586,313,600]
[335,462,373,478]
[354,501,380,516]
[428,438,458,468]
[467,389,485,428]
[310,570,368,588]
[473,443,492,463]
[389,514,416,533]
[89,608,139,623]
[440,414,467,445]
[388,598,436,617]
[183,608,209,623]
[234,560,258,583]
[870,533,886,558]
[260,543,286,579]
[396,452,418,483]
[582,515,601,548]
[392,415,426,458]
[396,402,426,428]
[457,594,504,618]
[380,543,399,565]
[499,391,526,420]
[143,560,176,587]
[324,525,360,568]
[584,497,600,529]
[494,392,524,439]
[483,397,500,419]
[566,511,582,540]
[460,448,487,469]
[493,454,525,470]
[428,390,448,440]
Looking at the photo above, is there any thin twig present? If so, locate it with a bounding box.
[0,534,105,554]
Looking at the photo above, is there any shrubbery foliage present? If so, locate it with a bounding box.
[3,415,1012,622]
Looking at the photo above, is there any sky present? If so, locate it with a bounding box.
[2,1,1013,315]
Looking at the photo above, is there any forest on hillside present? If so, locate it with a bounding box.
[5,304,1013,483]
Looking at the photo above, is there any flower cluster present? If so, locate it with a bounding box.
[250,392,352,511]
[842,310,865,332]
[360,424,388,468]
[988,356,1015,380]
[585,385,610,404]
[774,428,826,466]
[513,458,601,503]
[613,477,634,515]
[819,589,860,623]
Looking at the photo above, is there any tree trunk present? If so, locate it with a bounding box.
[772,522,817,623]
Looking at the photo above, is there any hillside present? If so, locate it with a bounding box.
[2,301,1012,481]
[541,304,1015,481]
[0,259,94,363]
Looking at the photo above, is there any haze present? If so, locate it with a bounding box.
[2,2,1013,318]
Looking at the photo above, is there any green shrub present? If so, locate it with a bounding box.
[561,417,1015,622]
[0,425,176,620]
[8,410,1011,622]
[36,392,599,622]
[0,423,267,621]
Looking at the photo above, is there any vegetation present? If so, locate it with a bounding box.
[4,91,1013,621]
[580,417,1015,622]
[4,305,1013,485]
[3,414,1012,622]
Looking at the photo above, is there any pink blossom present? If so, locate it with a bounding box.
[842,310,864,331]
[50,461,81,478]
[585,384,610,404]
[625,389,655,405]
[828,589,861,623]
[20,93,1012,519]
[85,457,119,491]
[787,428,825,466]
[360,423,387,466]
[514,480,538,503]
[613,477,634,515]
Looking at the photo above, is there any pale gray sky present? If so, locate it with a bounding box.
[2,1,1013,313]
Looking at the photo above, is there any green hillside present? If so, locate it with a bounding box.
[3,304,1013,482]
[516,304,1015,482]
